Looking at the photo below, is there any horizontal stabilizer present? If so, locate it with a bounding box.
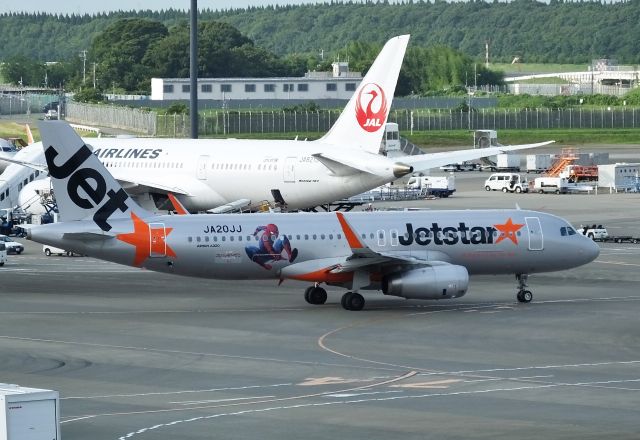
[62,232,115,241]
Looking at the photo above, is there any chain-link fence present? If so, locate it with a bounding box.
[37,102,640,137]
[65,102,157,135]
[0,92,58,115]
[155,107,640,137]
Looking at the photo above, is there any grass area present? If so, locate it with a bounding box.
[406,129,640,147]
[492,63,587,74]
[0,122,38,143]
[204,128,640,147]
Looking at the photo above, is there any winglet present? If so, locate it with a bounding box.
[167,193,189,215]
[336,212,365,250]
[25,124,34,145]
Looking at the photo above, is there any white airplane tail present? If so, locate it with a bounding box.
[38,121,147,231]
[319,34,410,153]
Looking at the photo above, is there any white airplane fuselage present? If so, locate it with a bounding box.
[90,137,396,210]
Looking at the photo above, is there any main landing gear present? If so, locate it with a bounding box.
[303,285,365,311]
[340,292,365,311]
[304,284,327,305]
[516,274,533,303]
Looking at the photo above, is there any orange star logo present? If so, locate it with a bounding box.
[493,217,525,245]
[116,212,176,266]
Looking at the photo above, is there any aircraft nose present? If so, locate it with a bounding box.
[579,237,600,264]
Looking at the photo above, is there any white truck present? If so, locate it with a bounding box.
[484,173,528,193]
[533,176,568,194]
[406,175,456,197]
[578,224,609,241]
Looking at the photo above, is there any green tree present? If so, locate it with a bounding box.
[73,87,105,103]
[91,18,168,92]
[0,55,45,86]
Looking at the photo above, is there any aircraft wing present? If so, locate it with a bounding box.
[0,154,48,172]
[400,140,555,172]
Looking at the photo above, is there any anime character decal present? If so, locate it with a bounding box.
[245,224,298,270]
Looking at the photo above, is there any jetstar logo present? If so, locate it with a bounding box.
[398,218,524,246]
[355,83,387,132]
[44,143,129,232]
[116,212,176,266]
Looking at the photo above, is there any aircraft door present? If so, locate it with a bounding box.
[284,157,296,183]
[149,223,168,258]
[197,155,209,180]
[525,217,543,251]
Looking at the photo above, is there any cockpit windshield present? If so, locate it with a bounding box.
[560,226,577,236]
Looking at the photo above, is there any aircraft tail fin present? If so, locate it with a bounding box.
[319,35,410,153]
[38,120,148,231]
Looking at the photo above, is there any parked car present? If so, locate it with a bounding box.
[42,101,59,113]
[44,109,58,120]
[484,173,528,193]
[0,234,24,254]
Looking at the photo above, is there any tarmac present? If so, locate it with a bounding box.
[1,171,640,440]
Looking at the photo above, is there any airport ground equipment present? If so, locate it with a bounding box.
[533,177,568,194]
[0,384,60,440]
[484,173,528,193]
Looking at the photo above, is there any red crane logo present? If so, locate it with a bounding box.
[355,83,387,132]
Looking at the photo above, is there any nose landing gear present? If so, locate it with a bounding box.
[516,274,533,303]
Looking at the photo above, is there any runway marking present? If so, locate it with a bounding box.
[60,370,417,424]
[298,377,380,386]
[171,396,275,405]
[62,383,293,400]
[325,390,402,398]
[115,377,640,440]
[390,379,461,389]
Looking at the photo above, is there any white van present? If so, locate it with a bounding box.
[0,243,7,266]
[484,173,528,193]
[533,177,568,194]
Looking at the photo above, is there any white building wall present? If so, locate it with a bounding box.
[151,77,361,101]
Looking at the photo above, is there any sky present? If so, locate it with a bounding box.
[2,0,326,14]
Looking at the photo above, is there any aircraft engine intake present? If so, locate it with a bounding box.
[382,265,469,300]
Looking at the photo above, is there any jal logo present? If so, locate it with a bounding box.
[45,144,129,232]
[355,83,387,132]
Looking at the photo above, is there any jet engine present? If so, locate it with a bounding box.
[381,265,469,300]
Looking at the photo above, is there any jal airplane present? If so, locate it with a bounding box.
[27,121,598,310]
[1,34,553,215]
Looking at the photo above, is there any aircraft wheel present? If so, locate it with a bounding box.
[517,290,533,303]
[44,248,51,256]
[304,286,314,304]
[342,292,365,311]
[341,292,351,309]
[309,287,327,305]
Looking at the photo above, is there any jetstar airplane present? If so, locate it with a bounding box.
[26,121,598,310]
[1,35,553,216]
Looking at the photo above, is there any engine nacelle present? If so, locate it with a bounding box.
[382,265,469,300]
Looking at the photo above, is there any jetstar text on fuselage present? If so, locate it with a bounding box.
[399,222,504,246]
[93,148,162,160]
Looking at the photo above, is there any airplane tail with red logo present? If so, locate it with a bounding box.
[38,120,148,231]
[319,35,410,153]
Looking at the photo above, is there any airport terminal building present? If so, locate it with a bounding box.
[151,62,362,101]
